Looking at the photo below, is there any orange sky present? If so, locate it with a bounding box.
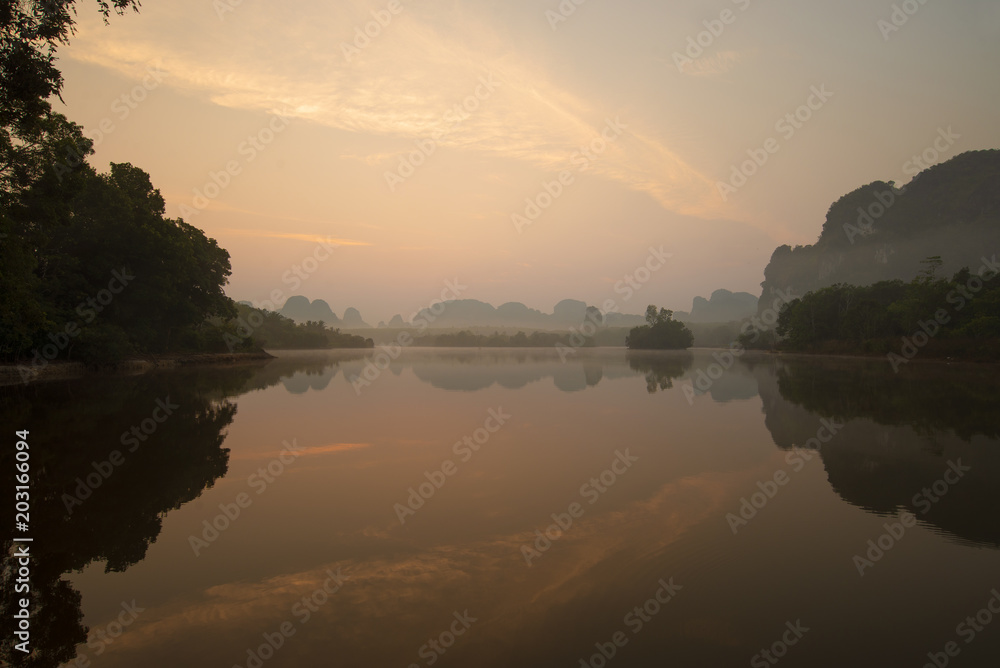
[54,0,1000,323]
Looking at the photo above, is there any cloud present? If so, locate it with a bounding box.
[296,442,372,455]
[221,229,372,246]
[86,470,734,664]
[230,442,371,461]
[66,0,728,219]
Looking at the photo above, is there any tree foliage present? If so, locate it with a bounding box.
[759,150,1000,320]
[626,306,694,350]
[233,304,374,350]
[0,1,302,365]
[1,0,140,202]
[2,144,241,362]
[775,264,1000,357]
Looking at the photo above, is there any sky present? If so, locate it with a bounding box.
[54,0,1000,324]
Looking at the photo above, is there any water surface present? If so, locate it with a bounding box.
[3,349,999,667]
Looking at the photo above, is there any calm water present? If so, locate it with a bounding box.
[3,349,1000,667]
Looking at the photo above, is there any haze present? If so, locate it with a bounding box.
[53,0,1000,323]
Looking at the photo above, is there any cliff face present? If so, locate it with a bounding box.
[759,149,1000,311]
[673,289,758,323]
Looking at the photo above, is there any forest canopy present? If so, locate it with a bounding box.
[0,1,371,369]
[775,262,1000,360]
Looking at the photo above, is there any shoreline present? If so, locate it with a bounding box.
[3,346,995,387]
[0,350,276,387]
[725,348,1000,367]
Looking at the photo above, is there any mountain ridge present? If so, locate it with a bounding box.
[759,149,1000,312]
[275,293,758,330]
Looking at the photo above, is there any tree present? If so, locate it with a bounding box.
[644,305,676,327]
[21,160,239,357]
[918,255,943,282]
[774,268,1000,356]
[2,155,244,362]
[0,1,153,362]
[0,113,95,357]
[627,305,694,349]
[1,1,140,203]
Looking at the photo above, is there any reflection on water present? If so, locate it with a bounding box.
[2,349,998,667]
[756,356,1000,548]
[1,367,256,667]
[626,352,692,393]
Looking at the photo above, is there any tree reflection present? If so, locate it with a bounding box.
[627,352,694,393]
[0,354,345,667]
[754,356,1000,549]
[773,356,1000,440]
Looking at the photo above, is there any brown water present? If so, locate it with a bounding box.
[3,348,999,668]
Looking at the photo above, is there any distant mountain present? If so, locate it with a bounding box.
[279,297,650,331]
[402,298,645,330]
[673,289,758,323]
[674,290,757,322]
[552,299,587,324]
[279,297,370,328]
[759,149,1000,312]
[603,312,646,328]
[496,302,549,327]
[342,307,370,329]
[280,296,341,325]
[412,299,498,327]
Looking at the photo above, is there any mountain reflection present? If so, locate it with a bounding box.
[334,348,687,393]
[752,356,1000,549]
[238,348,692,395]
[230,351,368,395]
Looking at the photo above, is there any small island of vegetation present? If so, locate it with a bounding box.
[625,306,694,350]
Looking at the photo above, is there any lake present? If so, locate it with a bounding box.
[4,348,1000,667]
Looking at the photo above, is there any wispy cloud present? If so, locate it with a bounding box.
[222,229,372,246]
[297,442,372,455]
[88,471,734,662]
[67,0,728,218]
[230,442,371,461]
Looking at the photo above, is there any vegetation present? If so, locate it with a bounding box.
[0,1,371,368]
[758,150,1000,315]
[231,304,373,350]
[625,306,694,350]
[775,262,1000,359]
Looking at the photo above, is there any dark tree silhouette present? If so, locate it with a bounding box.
[626,306,694,350]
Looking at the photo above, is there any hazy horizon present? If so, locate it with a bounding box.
[52,0,1000,324]
[262,289,761,326]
